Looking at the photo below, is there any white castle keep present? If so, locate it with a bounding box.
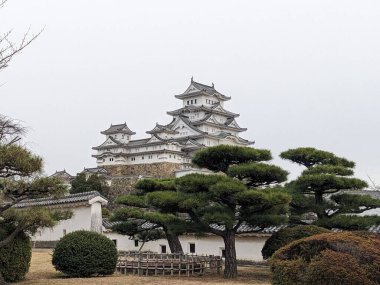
[92,78,254,168]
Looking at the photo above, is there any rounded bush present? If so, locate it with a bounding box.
[262,225,330,259]
[270,232,380,285]
[0,227,32,282]
[52,230,117,277]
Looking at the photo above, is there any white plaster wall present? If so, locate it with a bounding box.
[32,206,92,241]
[104,233,268,261]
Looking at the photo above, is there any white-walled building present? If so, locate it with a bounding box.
[103,220,280,261]
[15,191,107,244]
[92,79,254,168]
[104,232,269,261]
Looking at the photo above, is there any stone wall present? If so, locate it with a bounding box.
[104,162,181,178]
[105,162,182,200]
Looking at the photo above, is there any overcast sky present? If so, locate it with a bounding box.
[1,0,379,185]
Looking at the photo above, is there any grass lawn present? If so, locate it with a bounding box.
[20,250,271,285]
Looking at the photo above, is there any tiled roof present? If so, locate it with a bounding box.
[167,104,239,118]
[209,223,286,234]
[101,123,136,135]
[50,170,74,178]
[15,191,106,208]
[103,218,284,234]
[103,218,157,230]
[343,190,380,199]
[82,167,109,175]
[175,80,231,101]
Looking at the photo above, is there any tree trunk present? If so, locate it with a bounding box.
[166,232,183,254]
[315,192,326,218]
[222,231,237,279]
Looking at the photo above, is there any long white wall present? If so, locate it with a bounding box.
[104,233,268,261]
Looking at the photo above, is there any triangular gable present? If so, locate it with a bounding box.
[206,114,224,124]
[146,135,160,143]
[183,83,201,94]
[227,119,241,129]
[98,137,119,147]
[172,117,203,136]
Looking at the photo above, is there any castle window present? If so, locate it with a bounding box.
[189,243,195,254]
[142,156,144,160]
[187,100,189,105]
[194,99,197,104]
[191,100,193,104]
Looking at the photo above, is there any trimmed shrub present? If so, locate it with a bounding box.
[262,225,330,259]
[0,227,32,283]
[52,230,117,277]
[270,231,380,285]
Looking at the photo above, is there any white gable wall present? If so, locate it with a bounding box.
[33,206,92,241]
[32,201,104,241]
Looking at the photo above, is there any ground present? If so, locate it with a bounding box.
[20,250,271,285]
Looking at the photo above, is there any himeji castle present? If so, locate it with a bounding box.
[92,78,253,171]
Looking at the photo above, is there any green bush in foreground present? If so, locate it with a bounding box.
[261,225,330,259]
[270,231,380,285]
[0,226,32,283]
[52,230,117,277]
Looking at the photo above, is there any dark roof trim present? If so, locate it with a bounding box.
[15,191,108,208]
[101,123,136,135]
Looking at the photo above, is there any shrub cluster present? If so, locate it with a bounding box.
[0,226,32,283]
[52,230,117,277]
[270,231,380,285]
[261,225,330,259]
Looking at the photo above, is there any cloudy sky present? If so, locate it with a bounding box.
[1,0,379,185]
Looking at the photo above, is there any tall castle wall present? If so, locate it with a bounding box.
[104,162,182,199]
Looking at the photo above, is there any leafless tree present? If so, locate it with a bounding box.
[368,175,380,191]
[0,0,42,72]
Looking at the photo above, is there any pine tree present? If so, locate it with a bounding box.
[112,179,190,254]
[281,147,380,229]
[0,115,71,284]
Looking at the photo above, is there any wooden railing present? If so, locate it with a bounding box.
[116,252,223,276]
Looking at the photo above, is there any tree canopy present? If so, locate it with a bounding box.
[112,178,193,254]
[0,115,71,283]
[281,147,380,229]
[116,145,290,279]
[70,173,110,197]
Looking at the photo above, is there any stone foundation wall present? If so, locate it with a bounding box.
[104,162,182,178]
[105,163,182,200]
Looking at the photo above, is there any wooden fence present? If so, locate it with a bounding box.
[116,252,223,276]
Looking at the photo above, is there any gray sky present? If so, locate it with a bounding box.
[1,0,380,185]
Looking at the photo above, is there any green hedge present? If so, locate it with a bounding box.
[52,231,117,277]
[262,225,330,259]
[270,231,380,285]
[0,227,32,283]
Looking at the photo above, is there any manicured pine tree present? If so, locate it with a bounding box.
[112,179,190,254]
[141,145,290,279]
[0,115,71,284]
[280,147,380,229]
